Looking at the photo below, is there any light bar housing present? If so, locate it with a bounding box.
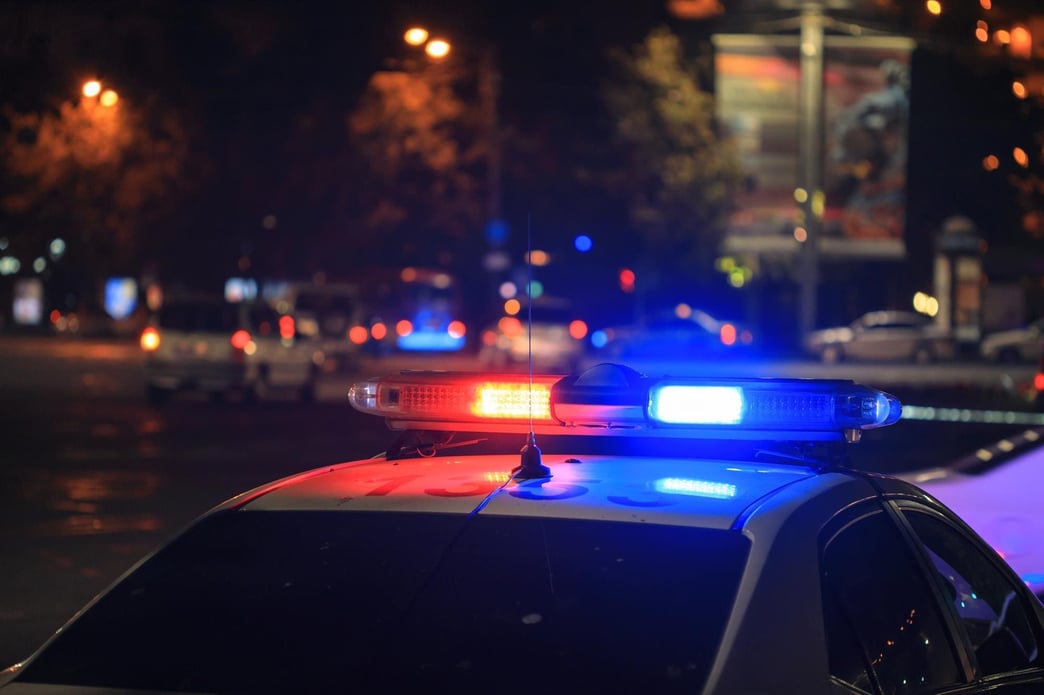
[348,364,902,441]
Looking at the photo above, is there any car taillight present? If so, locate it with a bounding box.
[346,325,367,344]
[231,329,252,351]
[140,326,160,351]
[278,315,295,340]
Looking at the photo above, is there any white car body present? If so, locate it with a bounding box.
[805,310,955,363]
[901,427,1044,596]
[979,318,1044,363]
[141,297,321,404]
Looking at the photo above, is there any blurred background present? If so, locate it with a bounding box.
[1,0,1042,356]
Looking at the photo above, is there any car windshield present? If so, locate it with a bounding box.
[19,509,749,693]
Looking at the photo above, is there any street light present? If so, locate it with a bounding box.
[425,39,451,59]
[403,27,429,46]
[82,79,118,107]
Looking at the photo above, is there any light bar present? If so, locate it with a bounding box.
[348,364,902,440]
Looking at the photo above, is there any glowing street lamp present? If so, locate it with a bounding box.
[425,39,451,59]
[82,80,119,107]
[403,27,429,46]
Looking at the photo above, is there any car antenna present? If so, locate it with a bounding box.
[515,212,551,479]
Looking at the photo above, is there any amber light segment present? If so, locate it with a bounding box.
[473,382,553,420]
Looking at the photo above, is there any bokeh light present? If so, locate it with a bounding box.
[404,27,429,46]
[498,281,517,299]
[425,39,451,59]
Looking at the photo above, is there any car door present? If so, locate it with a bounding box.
[847,316,915,361]
[820,500,968,693]
[893,500,1044,692]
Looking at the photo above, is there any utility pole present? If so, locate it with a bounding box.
[797,2,825,339]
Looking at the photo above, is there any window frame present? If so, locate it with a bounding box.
[819,499,971,693]
[888,498,1044,686]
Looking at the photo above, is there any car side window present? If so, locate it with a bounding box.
[902,510,1041,677]
[822,509,963,694]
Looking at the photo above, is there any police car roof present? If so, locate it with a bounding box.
[233,454,865,530]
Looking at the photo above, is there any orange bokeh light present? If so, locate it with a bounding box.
[230,329,252,350]
[349,325,369,344]
[403,27,429,46]
[498,316,523,338]
[425,39,451,59]
[720,323,737,346]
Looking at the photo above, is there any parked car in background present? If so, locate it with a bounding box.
[590,305,755,362]
[280,281,367,373]
[140,295,322,405]
[804,310,954,364]
[479,298,587,372]
[979,317,1044,363]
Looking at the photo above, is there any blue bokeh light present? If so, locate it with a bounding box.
[574,234,593,253]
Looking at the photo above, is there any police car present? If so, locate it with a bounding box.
[3,364,1044,694]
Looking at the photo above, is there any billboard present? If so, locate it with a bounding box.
[713,34,915,260]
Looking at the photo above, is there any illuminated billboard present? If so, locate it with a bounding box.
[713,34,914,260]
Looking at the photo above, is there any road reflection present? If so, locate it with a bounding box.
[25,470,163,536]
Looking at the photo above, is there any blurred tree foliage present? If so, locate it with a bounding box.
[603,25,743,298]
[346,60,488,268]
[1,93,192,276]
